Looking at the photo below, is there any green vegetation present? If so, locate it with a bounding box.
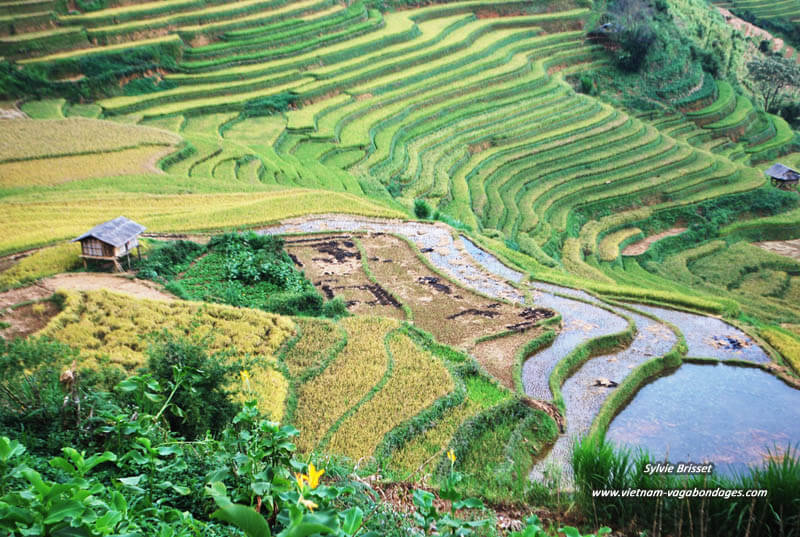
[573,436,800,537]
[141,232,348,318]
[2,0,800,533]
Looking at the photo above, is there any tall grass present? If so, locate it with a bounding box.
[573,436,800,537]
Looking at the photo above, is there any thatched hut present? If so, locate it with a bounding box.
[72,216,145,271]
[765,163,800,191]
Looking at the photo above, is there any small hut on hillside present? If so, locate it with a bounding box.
[72,216,145,272]
[765,163,800,191]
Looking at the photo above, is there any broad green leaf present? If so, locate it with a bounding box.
[211,503,271,537]
[49,457,78,476]
[0,437,25,462]
[83,452,117,474]
[340,506,363,535]
[117,379,140,392]
[559,527,582,537]
[279,512,338,537]
[453,498,484,510]
[118,475,144,487]
[21,468,50,496]
[111,491,127,513]
[43,499,85,524]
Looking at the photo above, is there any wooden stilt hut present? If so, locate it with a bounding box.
[765,163,800,191]
[72,216,145,272]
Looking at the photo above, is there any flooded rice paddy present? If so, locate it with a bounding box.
[606,363,800,476]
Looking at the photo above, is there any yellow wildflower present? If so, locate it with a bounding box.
[299,497,318,512]
[240,369,251,392]
[294,472,307,490]
[307,463,325,489]
[447,450,456,465]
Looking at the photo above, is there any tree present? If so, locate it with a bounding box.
[605,0,656,72]
[747,55,800,114]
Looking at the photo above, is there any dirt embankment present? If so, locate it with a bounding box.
[0,273,174,340]
[622,227,686,256]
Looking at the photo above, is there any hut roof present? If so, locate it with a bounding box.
[72,216,145,247]
[765,163,800,181]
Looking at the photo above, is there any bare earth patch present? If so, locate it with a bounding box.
[362,233,547,348]
[756,238,800,261]
[622,227,686,256]
[0,284,52,310]
[40,273,174,301]
[717,7,784,52]
[471,328,546,390]
[284,234,405,320]
[0,300,59,340]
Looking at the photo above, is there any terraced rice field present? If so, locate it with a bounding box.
[3,0,800,496]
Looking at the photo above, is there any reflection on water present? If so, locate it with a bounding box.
[606,363,800,475]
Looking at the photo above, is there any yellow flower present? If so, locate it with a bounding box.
[240,369,251,391]
[447,450,456,465]
[294,472,307,490]
[299,497,318,512]
[307,463,325,489]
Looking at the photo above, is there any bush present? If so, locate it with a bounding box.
[122,76,177,96]
[242,91,297,118]
[137,240,204,282]
[321,296,349,318]
[606,0,656,72]
[414,198,432,219]
[579,74,597,95]
[143,332,241,439]
[0,337,93,452]
[264,289,324,317]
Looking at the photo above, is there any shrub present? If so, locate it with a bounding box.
[242,91,297,118]
[122,76,177,96]
[606,0,656,72]
[0,337,88,452]
[414,198,432,219]
[143,332,241,440]
[264,289,324,317]
[137,239,204,282]
[321,296,349,318]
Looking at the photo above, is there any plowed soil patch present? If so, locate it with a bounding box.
[0,300,59,340]
[757,238,800,261]
[41,273,174,301]
[284,234,404,320]
[361,234,548,348]
[622,227,686,256]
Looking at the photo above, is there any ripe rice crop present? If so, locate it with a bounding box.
[0,147,172,187]
[293,316,398,453]
[40,289,294,417]
[389,372,509,474]
[761,327,800,374]
[0,242,81,290]
[327,331,454,460]
[0,189,405,254]
[598,228,644,262]
[0,118,179,162]
[281,318,345,377]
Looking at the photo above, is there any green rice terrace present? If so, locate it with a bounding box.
[1,0,800,535]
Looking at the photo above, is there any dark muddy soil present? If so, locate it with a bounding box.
[418,276,451,294]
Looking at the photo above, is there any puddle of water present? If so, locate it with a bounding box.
[459,236,524,282]
[522,293,629,400]
[605,363,800,476]
[630,304,770,363]
[530,311,676,483]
